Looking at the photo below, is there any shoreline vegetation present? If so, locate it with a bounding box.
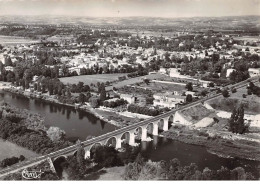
[0,138,39,161]
[1,87,260,163]
[3,87,123,128]
[0,100,73,167]
[162,128,260,162]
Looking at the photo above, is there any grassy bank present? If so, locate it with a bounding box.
[162,126,260,162]
[0,139,39,161]
[85,166,125,180]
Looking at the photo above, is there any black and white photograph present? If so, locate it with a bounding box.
[0,0,259,182]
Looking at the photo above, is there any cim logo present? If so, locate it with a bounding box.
[22,169,44,180]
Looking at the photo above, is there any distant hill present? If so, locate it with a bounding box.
[0,15,259,29]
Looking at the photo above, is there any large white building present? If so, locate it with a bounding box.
[120,94,135,104]
[226,68,236,78]
[248,68,260,77]
[153,92,186,108]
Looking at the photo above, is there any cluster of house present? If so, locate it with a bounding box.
[153,90,197,109]
[1,32,260,78]
[111,88,196,110]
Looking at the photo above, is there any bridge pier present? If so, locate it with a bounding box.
[84,146,91,159]
[152,122,158,136]
[115,138,122,149]
[85,150,91,159]
[128,131,136,146]
[163,117,169,131]
[141,126,147,141]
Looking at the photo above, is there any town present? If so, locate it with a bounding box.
[0,12,260,181]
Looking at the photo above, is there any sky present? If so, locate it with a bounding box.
[0,0,259,17]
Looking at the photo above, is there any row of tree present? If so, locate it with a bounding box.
[123,155,255,180]
[103,99,127,108]
[127,104,159,116]
[0,155,25,168]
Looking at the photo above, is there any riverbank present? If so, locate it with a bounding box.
[3,88,123,128]
[0,139,39,161]
[161,125,260,162]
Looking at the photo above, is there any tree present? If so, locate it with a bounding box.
[186,94,192,103]
[92,146,121,168]
[143,79,150,85]
[138,160,167,180]
[212,53,220,63]
[76,141,86,173]
[231,88,237,93]
[185,82,193,91]
[19,155,25,162]
[77,82,84,92]
[34,83,38,91]
[78,93,86,104]
[89,97,99,108]
[228,104,249,134]
[123,153,145,180]
[4,56,13,66]
[208,82,214,87]
[222,89,229,97]
[48,84,54,95]
[46,127,66,142]
[99,84,106,102]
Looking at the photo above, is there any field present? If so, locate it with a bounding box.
[46,35,74,42]
[107,73,167,90]
[233,36,260,42]
[0,139,39,161]
[0,35,39,46]
[59,73,129,85]
[207,83,260,115]
[138,81,186,93]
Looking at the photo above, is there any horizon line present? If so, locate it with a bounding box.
[0,14,259,19]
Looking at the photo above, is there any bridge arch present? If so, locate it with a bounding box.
[105,136,117,147]
[89,142,102,152]
[147,122,158,136]
[168,114,174,126]
[146,123,154,135]
[134,126,147,141]
[121,131,136,146]
[158,119,165,130]
[86,142,103,159]
[105,136,121,149]
[53,156,67,179]
[73,150,78,157]
[53,155,67,162]
[121,132,131,144]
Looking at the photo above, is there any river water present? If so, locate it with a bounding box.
[0,92,259,177]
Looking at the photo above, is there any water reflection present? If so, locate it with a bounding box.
[1,92,117,140]
[66,109,71,120]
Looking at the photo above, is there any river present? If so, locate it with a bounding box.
[0,91,259,177]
